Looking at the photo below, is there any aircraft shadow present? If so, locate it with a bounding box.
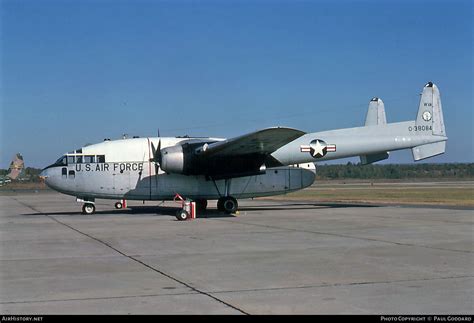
[238,202,380,211]
[20,202,379,218]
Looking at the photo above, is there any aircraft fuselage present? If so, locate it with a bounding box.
[41,137,316,201]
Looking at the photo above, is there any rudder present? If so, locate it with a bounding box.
[415,82,446,136]
[412,82,447,160]
[365,97,387,126]
[360,97,389,164]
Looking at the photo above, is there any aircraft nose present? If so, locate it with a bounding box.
[39,169,49,181]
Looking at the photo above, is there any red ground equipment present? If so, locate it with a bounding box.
[173,193,196,221]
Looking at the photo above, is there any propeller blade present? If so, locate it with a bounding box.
[150,139,162,176]
[156,139,162,165]
[150,142,156,162]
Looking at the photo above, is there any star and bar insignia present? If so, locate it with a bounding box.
[300,139,336,158]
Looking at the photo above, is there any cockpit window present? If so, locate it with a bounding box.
[76,156,83,164]
[67,156,75,164]
[55,156,67,166]
[84,155,95,163]
[97,155,105,163]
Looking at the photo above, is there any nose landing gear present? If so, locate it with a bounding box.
[82,203,96,215]
[77,197,96,215]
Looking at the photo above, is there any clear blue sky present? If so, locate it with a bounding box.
[1,0,472,168]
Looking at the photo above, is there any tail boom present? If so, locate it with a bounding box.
[272,82,447,165]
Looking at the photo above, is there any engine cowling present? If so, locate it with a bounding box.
[161,145,185,174]
[160,142,268,178]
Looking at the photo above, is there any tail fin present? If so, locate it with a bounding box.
[365,97,387,126]
[360,98,389,164]
[411,82,447,161]
[7,153,25,180]
[415,82,446,136]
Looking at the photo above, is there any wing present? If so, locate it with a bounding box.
[196,127,305,157]
[161,127,305,179]
[195,127,304,179]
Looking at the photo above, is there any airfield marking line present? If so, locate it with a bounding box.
[216,218,473,255]
[9,197,250,315]
[209,275,474,295]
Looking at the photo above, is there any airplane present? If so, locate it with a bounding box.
[40,82,447,219]
[0,153,26,186]
[8,153,25,179]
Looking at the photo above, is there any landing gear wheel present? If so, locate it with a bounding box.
[114,202,123,209]
[218,197,238,214]
[195,199,208,212]
[82,203,96,215]
[217,198,224,212]
[176,209,189,221]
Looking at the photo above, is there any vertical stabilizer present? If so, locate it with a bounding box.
[360,98,389,164]
[415,82,446,136]
[7,153,25,180]
[411,82,447,160]
[365,98,387,126]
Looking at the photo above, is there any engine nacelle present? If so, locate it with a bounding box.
[161,145,185,174]
[160,142,269,178]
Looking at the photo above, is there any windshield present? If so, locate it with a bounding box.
[54,156,67,166]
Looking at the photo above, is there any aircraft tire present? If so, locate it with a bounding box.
[82,203,96,215]
[195,199,208,211]
[222,196,238,214]
[176,209,189,221]
[217,198,225,212]
[114,202,123,209]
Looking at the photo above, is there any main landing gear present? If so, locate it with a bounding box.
[211,177,239,214]
[217,196,238,214]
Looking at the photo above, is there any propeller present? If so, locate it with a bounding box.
[150,139,162,175]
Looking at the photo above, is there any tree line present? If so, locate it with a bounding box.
[315,163,474,180]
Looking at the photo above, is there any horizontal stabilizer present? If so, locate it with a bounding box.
[412,141,446,161]
[360,152,389,165]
